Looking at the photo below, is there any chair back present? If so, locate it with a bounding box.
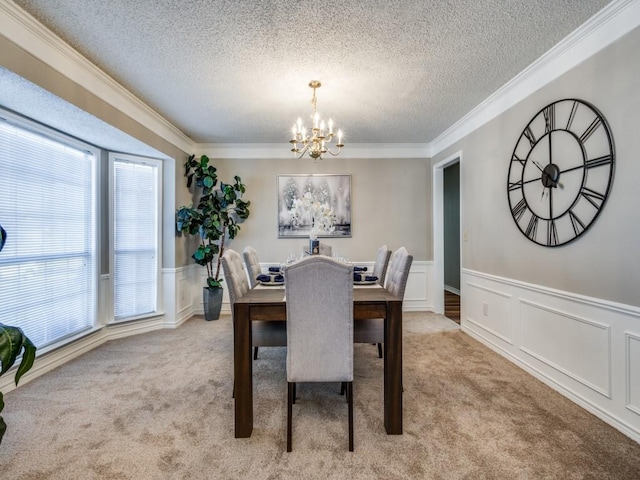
[284,256,353,383]
[242,246,261,289]
[372,245,392,287]
[221,249,250,310]
[385,247,413,300]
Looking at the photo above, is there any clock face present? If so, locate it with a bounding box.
[507,99,615,247]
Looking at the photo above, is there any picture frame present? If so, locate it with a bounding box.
[277,174,352,238]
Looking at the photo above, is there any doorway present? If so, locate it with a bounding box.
[433,151,462,322]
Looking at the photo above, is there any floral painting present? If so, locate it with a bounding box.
[277,174,351,238]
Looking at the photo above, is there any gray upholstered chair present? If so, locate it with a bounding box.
[242,246,262,289]
[384,247,413,299]
[353,246,413,358]
[284,256,354,452]
[372,245,391,287]
[222,249,286,366]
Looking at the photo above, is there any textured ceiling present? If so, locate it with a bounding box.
[12,0,612,145]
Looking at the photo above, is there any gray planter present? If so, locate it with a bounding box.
[203,287,223,321]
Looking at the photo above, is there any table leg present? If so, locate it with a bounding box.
[234,302,253,437]
[384,299,403,434]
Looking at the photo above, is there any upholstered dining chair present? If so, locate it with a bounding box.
[372,245,392,287]
[366,245,392,355]
[222,249,286,368]
[284,256,354,452]
[353,246,413,358]
[242,246,262,289]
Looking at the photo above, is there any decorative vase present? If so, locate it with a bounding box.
[203,287,223,321]
[309,239,320,255]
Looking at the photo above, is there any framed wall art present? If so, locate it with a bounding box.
[277,174,352,238]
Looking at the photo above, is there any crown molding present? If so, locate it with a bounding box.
[196,143,430,159]
[428,0,640,157]
[0,1,195,154]
[3,0,638,161]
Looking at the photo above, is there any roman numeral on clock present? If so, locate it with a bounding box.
[547,220,558,246]
[569,210,586,236]
[580,117,602,143]
[511,198,527,221]
[525,215,538,240]
[523,126,536,147]
[580,187,605,209]
[543,104,555,133]
[585,154,612,169]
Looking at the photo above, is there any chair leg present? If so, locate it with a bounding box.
[287,382,294,452]
[347,381,354,452]
[340,382,345,396]
[377,343,383,358]
[253,346,259,360]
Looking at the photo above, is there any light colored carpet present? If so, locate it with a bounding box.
[1,312,639,479]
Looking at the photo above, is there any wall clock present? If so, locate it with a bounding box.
[507,99,615,247]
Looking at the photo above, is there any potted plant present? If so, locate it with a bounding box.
[176,154,250,320]
[0,224,37,444]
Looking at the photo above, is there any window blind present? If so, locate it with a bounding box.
[112,155,160,321]
[0,118,96,349]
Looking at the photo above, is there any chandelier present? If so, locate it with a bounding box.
[290,80,344,161]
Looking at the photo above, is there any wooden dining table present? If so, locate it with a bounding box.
[233,284,403,438]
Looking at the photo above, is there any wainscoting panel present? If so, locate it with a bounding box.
[519,300,611,398]
[461,269,640,443]
[627,332,640,416]
[465,281,513,345]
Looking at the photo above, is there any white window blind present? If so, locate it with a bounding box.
[0,117,96,349]
[111,154,161,321]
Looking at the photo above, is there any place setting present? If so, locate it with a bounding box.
[256,266,285,286]
[353,265,378,285]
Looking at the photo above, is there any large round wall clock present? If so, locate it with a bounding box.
[507,98,615,247]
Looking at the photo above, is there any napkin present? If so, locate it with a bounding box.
[273,274,284,283]
[268,266,281,272]
[354,273,378,282]
[354,266,368,272]
[256,274,271,282]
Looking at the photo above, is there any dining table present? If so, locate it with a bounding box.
[233,282,403,438]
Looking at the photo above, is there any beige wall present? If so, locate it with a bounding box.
[184,156,432,265]
[433,25,640,307]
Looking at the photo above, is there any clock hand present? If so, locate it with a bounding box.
[532,160,545,173]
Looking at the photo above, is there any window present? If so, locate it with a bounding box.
[0,113,97,350]
[110,153,162,322]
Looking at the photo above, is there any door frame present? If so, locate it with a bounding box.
[432,150,462,315]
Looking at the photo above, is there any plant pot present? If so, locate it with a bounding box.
[203,287,223,321]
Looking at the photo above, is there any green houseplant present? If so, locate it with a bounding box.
[176,154,250,320]
[0,224,37,444]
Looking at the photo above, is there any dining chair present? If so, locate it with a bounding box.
[372,245,392,287]
[284,256,354,452]
[222,249,286,368]
[353,246,413,358]
[366,245,392,355]
[242,246,262,289]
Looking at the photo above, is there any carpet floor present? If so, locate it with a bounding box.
[1,312,639,479]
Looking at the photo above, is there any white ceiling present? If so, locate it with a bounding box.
[9,0,612,147]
